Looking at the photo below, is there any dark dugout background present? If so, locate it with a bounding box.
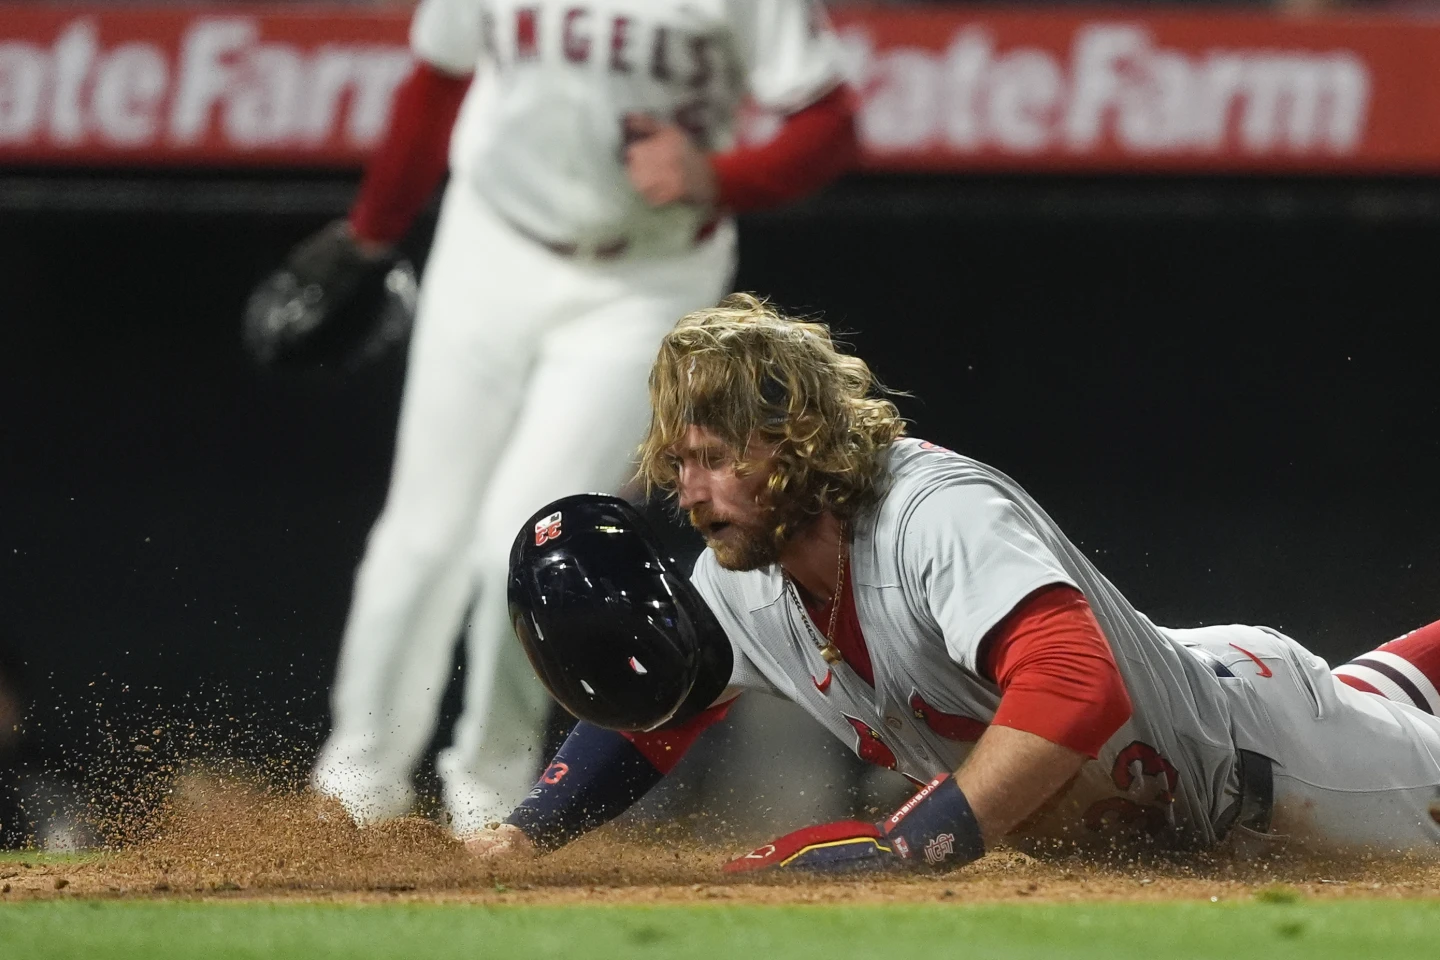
[2,172,1439,827]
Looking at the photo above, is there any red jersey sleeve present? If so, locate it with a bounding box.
[980,585,1132,759]
[621,697,736,774]
[710,86,859,213]
[349,60,472,246]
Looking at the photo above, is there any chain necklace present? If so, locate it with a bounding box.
[786,521,848,665]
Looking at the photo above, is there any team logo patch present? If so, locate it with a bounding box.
[534,511,563,546]
[923,832,956,865]
[892,836,910,857]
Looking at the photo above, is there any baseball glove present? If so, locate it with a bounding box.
[242,220,418,372]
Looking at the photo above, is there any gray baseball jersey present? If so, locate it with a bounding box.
[691,438,1279,852]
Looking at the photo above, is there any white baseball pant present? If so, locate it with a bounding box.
[1190,624,1440,855]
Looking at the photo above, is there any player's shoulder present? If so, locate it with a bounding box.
[878,438,1005,503]
[870,439,1027,541]
[410,0,488,74]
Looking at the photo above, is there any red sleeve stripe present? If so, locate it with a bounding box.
[981,585,1133,760]
[349,60,471,246]
[710,85,859,213]
[621,696,736,774]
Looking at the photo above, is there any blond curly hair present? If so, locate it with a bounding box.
[639,293,907,533]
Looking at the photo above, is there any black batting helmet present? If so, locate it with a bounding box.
[508,494,733,732]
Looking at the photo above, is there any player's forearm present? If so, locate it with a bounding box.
[349,60,471,247]
[733,724,1085,873]
[709,85,859,212]
[504,721,667,851]
[954,724,1088,846]
[504,699,732,851]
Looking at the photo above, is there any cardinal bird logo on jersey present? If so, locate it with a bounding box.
[843,715,897,770]
[1081,740,1180,837]
[1112,741,1179,804]
[909,692,988,743]
[533,511,563,546]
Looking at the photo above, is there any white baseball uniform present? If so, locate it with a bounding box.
[692,439,1440,856]
[312,0,846,833]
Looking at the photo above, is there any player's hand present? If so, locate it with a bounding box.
[722,819,902,874]
[462,823,539,861]
[623,113,718,209]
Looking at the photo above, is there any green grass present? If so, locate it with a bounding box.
[2,900,1439,959]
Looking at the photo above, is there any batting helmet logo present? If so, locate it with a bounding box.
[534,511,564,546]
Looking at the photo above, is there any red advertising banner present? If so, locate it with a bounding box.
[839,8,1440,173]
[2,4,1440,172]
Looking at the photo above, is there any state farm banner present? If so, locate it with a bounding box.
[3,4,1440,172]
[840,9,1418,173]
[0,7,410,165]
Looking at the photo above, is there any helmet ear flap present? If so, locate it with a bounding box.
[508,494,731,732]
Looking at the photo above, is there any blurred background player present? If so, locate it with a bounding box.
[304,0,859,833]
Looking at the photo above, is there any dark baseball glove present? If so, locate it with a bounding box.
[242,220,418,371]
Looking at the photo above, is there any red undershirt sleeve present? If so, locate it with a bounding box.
[979,585,1132,759]
[620,696,737,774]
[709,85,859,213]
[349,60,472,246]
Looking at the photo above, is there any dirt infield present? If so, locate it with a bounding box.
[3,777,1439,906]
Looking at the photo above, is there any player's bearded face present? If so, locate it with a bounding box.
[691,476,817,572]
[674,429,808,571]
[690,497,795,571]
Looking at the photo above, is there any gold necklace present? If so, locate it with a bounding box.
[788,521,848,665]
